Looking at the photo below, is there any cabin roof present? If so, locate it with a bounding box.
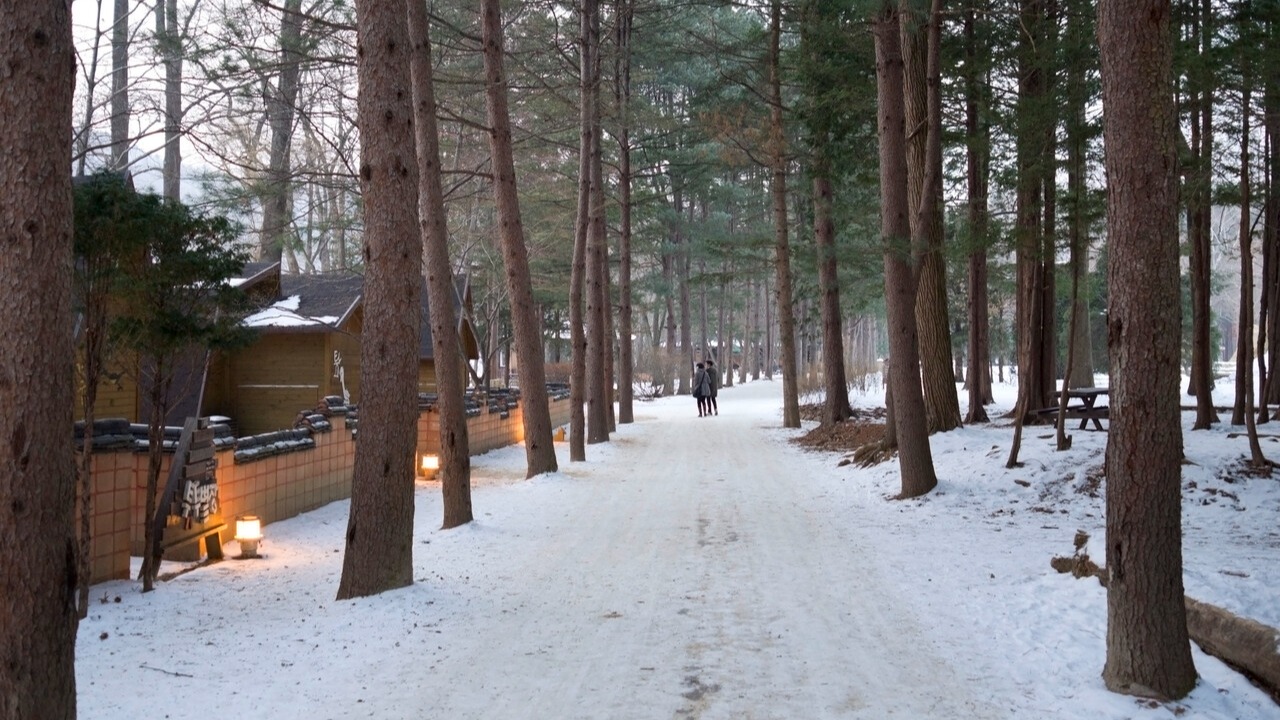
[245,272,363,332]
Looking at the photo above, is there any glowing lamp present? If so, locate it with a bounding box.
[234,515,263,559]
[420,454,440,475]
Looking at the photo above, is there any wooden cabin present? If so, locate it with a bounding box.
[203,268,363,436]
[72,180,281,429]
[204,267,478,436]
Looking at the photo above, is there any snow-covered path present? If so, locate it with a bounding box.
[431,381,989,719]
[76,378,1280,720]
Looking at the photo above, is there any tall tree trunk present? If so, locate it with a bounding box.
[139,362,171,591]
[1012,0,1053,430]
[1237,58,1268,465]
[480,0,558,476]
[677,184,692,393]
[964,1,992,422]
[159,0,182,200]
[1098,0,1197,698]
[336,0,420,600]
[585,0,608,445]
[1189,0,1219,429]
[408,0,473,528]
[750,276,760,381]
[814,171,853,424]
[769,0,801,428]
[902,0,961,434]
[0,2,78,712]
[1064,0,1095,390]
[1039,0,1060,402]
[260,0,305,262]
[569,0,592,460]
[110,0,130,171]
[614,0,635,424]
[874,1,937,498]
[601,230,616,430]
[765,276,775,379]
[1261,4,1280,418]
[602,241,617,432]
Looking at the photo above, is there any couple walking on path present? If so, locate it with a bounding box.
[693,360,720,417]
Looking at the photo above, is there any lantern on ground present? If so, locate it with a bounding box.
[234,515,263,559]
[419,454,440,477]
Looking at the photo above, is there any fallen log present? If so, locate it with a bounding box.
[1052,536,1280,699]
[1184,597,1280,699]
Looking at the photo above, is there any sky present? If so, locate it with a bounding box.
[75,376,1280,719]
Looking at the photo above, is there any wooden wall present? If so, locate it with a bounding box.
[86,394,572,584]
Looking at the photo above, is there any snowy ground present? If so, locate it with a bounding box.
[76,377,1280,719]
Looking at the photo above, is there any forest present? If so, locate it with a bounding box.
[3,0,1279,715]
[66,0,1280,454]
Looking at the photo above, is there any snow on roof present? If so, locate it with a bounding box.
[244,295,339,329]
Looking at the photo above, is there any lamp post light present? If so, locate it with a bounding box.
[234,515,263,559]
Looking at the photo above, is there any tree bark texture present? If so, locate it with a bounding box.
[901,0,961,434]
[0,2,78,715]
[769,0,801,429]
[408,0,473,528]
[1098,0,1197,699]
[874,3,937,499]
[337,0,420,600]
[480,0,558,476]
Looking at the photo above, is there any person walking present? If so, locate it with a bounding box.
[705,359,720,415]
[693,362,711,417]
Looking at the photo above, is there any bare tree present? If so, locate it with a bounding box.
[1098,0,1197,699]
[260,0,305,262]
[110,0,130,170]
[337,0,421,600]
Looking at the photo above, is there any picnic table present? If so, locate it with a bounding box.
[1034,387,1109,431]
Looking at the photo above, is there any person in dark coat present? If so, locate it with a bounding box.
[705,359,720,415]
[693,362,711,417]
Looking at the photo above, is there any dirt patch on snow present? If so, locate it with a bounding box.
[794,404,888,454]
